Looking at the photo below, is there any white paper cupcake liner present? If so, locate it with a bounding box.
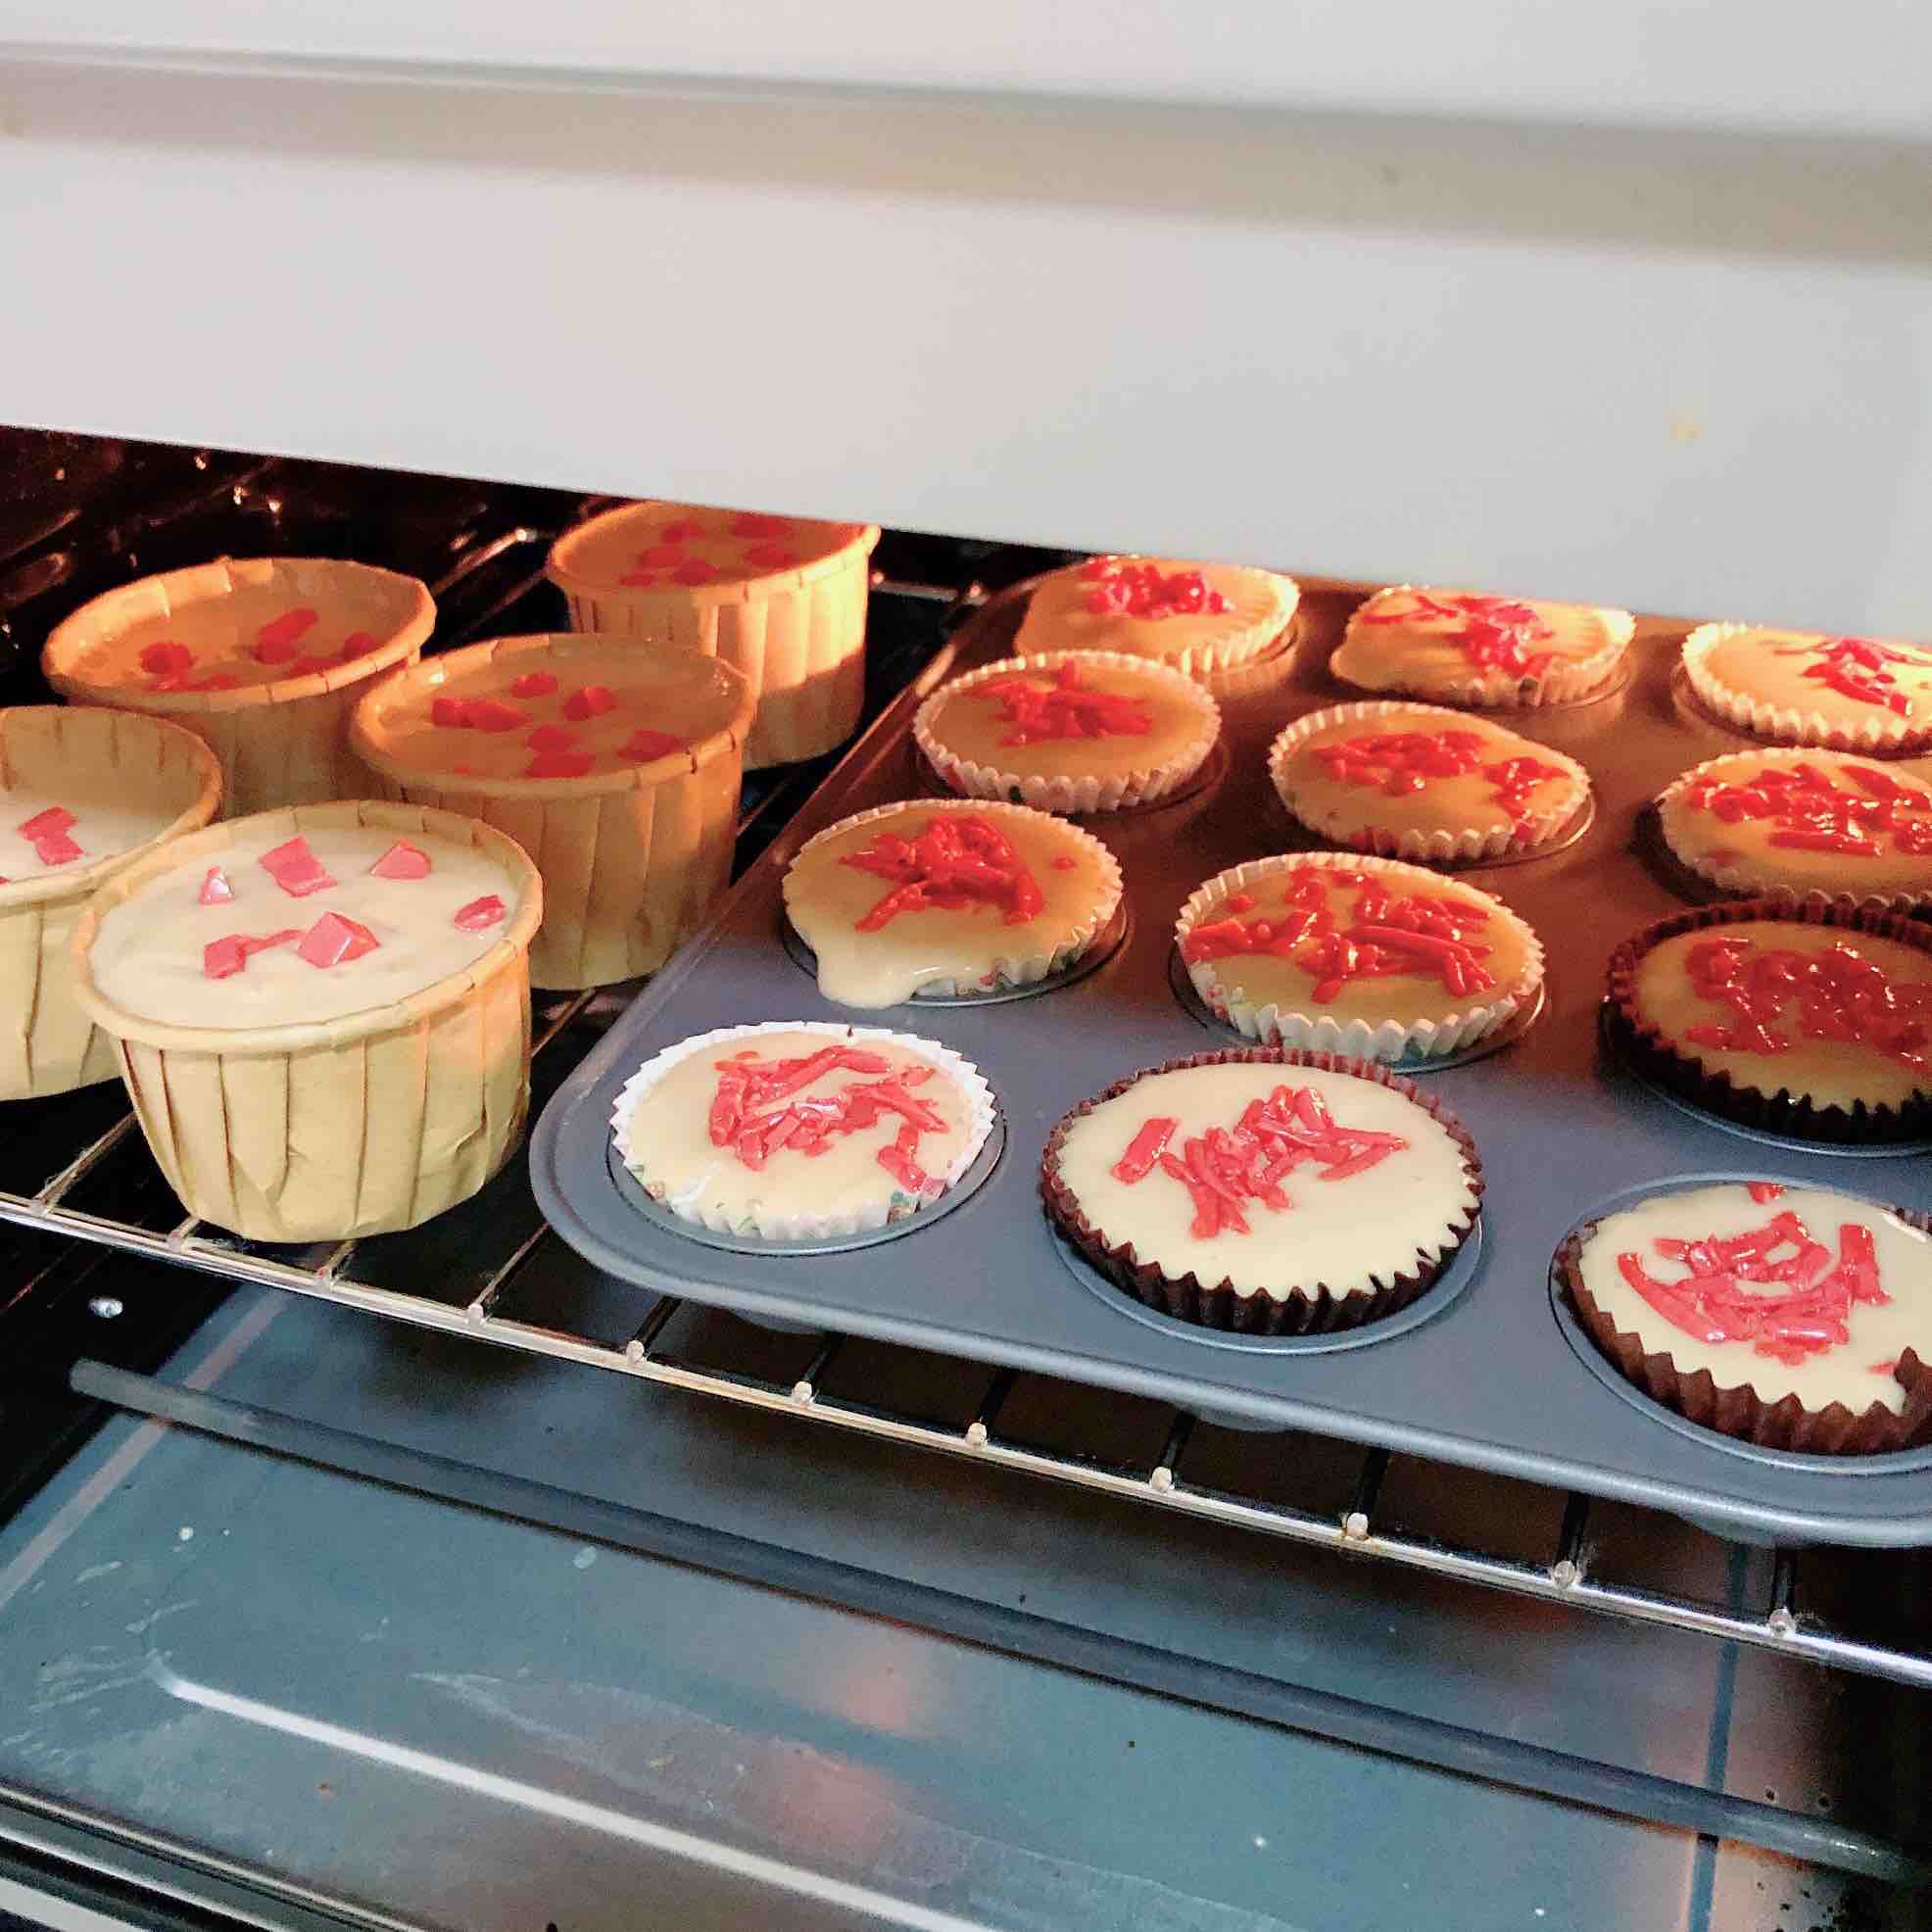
[782,798,1124,998]
[1681,622,1932,751]
[609,1020,996,1240]
[911,651,1221,813]
[1173,852,1544,1061]
[1336,588,1633,708]
[1267,700,1590,860]
[1655,749,1932,913]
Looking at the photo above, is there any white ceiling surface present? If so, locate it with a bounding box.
[0,37,1927,634]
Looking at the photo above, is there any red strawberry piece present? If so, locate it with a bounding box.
[524,751,596,779]
[509,670,559,699]
[18,806,75,840]
[525,724,580,753]
[338,631,381,660]
[258,835,336,897]
[745,544,801,570]
[138,641,194,675]
[431,696,472,729]
[671,558,717,587]
[202,928,301,980]
[637,544,683,568]
[29,830,84,866]
[616,728,684,762]
[453,894,507,931]
[616,570,658,588]
[561,684,616,722]
[198,865,235,905]
[729,512,791,538]
[367,840,431,881]
[256,607,319,653]
[658,520,700,543]
[296,910,380,968]
[464,698,529,733]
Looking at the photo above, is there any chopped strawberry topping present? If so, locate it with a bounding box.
[338,631,381,660]
[1679,760,1932,859]
[658,520,700,543]
[524,751,596,779]
[970,660,1154,746]
[1772,635,1932,716]
[839,813,1046,931]
[296,911,380,968]
[253,607,320,663]
[1312,730,1570,835]
[561,684,617,722]
[635,544,683,568]
[430,696,528,733]
[1111,1116,1179,1183]
[258,835,336,897]
[729,512,793,538]
[616,728,686,762]
[509,671,559,699]
[1358,591,1560,681]
[525,724,581,754]
[1076,557,1230,620]
[202,928,302,979]
[454,894,507,932]
[1747,1181,1785,1203]
[367,840,431,881]
[616,571,658,588]
[19,805,83,868]
[138,642,194,676]
[744,543,802,570]
[672,558,717,587]
[198,865,235,905]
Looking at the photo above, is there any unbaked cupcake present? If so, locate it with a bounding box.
[1269,700,1589,860]
[1656,749,1932,910]
[1560,1181,1931,1454]
[1042,1049,1482,1334]
[43,556,435,814]
[546,501,880,768]
[1330,586,1632,708]
[351,634,752,990]
[1012,556,1298,679]
[1681,623,1932,752]
[1176,852,1543,1061]
[1,706,222,1098]
[1606,900,1932,1142]
[912,651,1221,813]
[69,800,543,1240]
[611,1021,995,1239]
[782,798,1123,1007]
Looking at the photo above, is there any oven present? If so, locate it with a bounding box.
[0,21,1929,1932]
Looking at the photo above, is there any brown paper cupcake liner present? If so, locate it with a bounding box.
[1681,621,1932,754]
[1557,1223,1932,1455]
[68,800,543,1241]
[43,556,435,815]
[911,651,1221,813]
[1604,897,1932,1144]
[1040,1047,1483,1335]
[0,706,223,1100]
[547,513,881,768]
[1267,699,1590,861]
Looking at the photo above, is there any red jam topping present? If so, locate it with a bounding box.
[971,660,1155,745]
[454,894,507,931]
[616,728,686,763]
[1108,1083,1409,1238]
[1359,592,1559,681]
[524,751,596,779]
[296,911,380,969]
[510,671,559,699]
[19,805,84,867]
[202,927,301,980]
[562,684,617,722]
[1680,760,1932,858]
[1775,636,1932,716]
[258,835,336,898]
[706,1042,950,1193]
[839,813,1047,932]
[1313,730,1570,835]
[252,607,320,664]
[367,840,431,881]
[138,642,194,676]
[1616,1208,1891,1365]
[198,865,234,905]
[431,697,528,733]
[1679,934,1932,1073]
[1076,557,1231,620]
[1183,867,1497,1002]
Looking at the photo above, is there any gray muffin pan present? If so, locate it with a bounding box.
[533,580,1932,1545]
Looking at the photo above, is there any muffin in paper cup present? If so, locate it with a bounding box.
[1557,1181,1932,1455]
[611,1020,996,1240]
[351,634,752,990]
[1,705,222,1099]
[1655,748,1932,913]
[68,799,543,1242]
[1330,586,1633,709]
[1175,851,1543,1062]
[1041,1048,1483,1335]
[1681,621,1932,753]
[546,502,880,769]
[1268,699,1590,861]
[1604,898,1932,1144]
[912,650,1221,814]
[43,556,435,815]
[782,798,1124,1007]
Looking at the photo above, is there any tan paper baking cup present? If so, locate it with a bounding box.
[43,556,435,816]
[0,706,223,1100]
[67,800,543,1241]
[1655,749,1932,914]
[610,1020,996,1240]
[1604,897,1932,1143]
[1335,588,1632,708]
[547,510,881,769]
[911,650,1221,813]
[1174,852,1542,1060]
[1681,621,1932,753]
[1041,1047,1483,1334]
[1558,1225,1932,1455]
[1021,562,1300,681]
[350,635,753,990]
[1267,700,1590,860]
[783,798,1125,997]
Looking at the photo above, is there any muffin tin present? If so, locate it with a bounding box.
[533,578,1932,1546]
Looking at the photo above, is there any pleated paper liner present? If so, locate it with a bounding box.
[1680,621,1932,755]
[350,635,754,990]
[546,507,881,768]
[67,799,544,1242]
[1603,897,1932,1146]
[1039,1047,1483,1336]
[0,706,223,1100]
[42,556,435,815]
